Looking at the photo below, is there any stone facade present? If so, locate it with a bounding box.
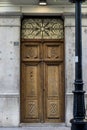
[0,17,20,126]
[0,3,87,127]
[64,16,75,126]
[65,16,87,125]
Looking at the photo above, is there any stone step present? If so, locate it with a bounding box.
[0,127,70,130]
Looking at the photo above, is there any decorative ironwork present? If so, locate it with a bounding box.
[22,18,64,39]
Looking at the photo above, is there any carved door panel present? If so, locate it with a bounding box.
[43,41,64,122]
[21,41,43,122]
[21,40,64,123]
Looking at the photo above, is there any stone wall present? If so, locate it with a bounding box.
[0,14,87,127]
[64,15,87,126]
[64,16,75,126]
[0,17,20,126]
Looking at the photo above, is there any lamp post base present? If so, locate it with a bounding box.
[71,119,87,130]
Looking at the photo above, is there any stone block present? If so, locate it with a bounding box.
[65,95,73,126]
[0,97,20,127]
[0,17,20,26]
[0,25,20,94]
[65,27,75,93]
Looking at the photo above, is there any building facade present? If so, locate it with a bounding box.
[0,0,87,127]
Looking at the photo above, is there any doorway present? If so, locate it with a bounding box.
[21,17,65,123]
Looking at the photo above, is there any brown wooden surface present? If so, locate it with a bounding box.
[21,40,65,123]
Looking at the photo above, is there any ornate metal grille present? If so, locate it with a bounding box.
[22,18,64,40]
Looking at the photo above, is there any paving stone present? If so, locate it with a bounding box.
[0,127,70,130]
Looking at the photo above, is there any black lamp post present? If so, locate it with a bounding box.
[69,0,87,130]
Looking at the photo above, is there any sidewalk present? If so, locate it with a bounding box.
[0,126,70,130]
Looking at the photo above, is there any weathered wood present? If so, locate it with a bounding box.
[21,40,65,123]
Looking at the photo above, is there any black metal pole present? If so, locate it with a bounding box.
[69,0,87,130]
[73,0,85,120]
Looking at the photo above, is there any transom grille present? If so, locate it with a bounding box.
[22,18,64,40]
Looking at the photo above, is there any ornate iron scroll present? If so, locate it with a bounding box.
[22,18,64,39]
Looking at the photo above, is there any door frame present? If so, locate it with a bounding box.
[20,16,65,124]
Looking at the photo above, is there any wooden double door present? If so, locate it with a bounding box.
[21,40,65,123]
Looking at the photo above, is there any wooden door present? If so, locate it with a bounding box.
[21,40,65,123]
